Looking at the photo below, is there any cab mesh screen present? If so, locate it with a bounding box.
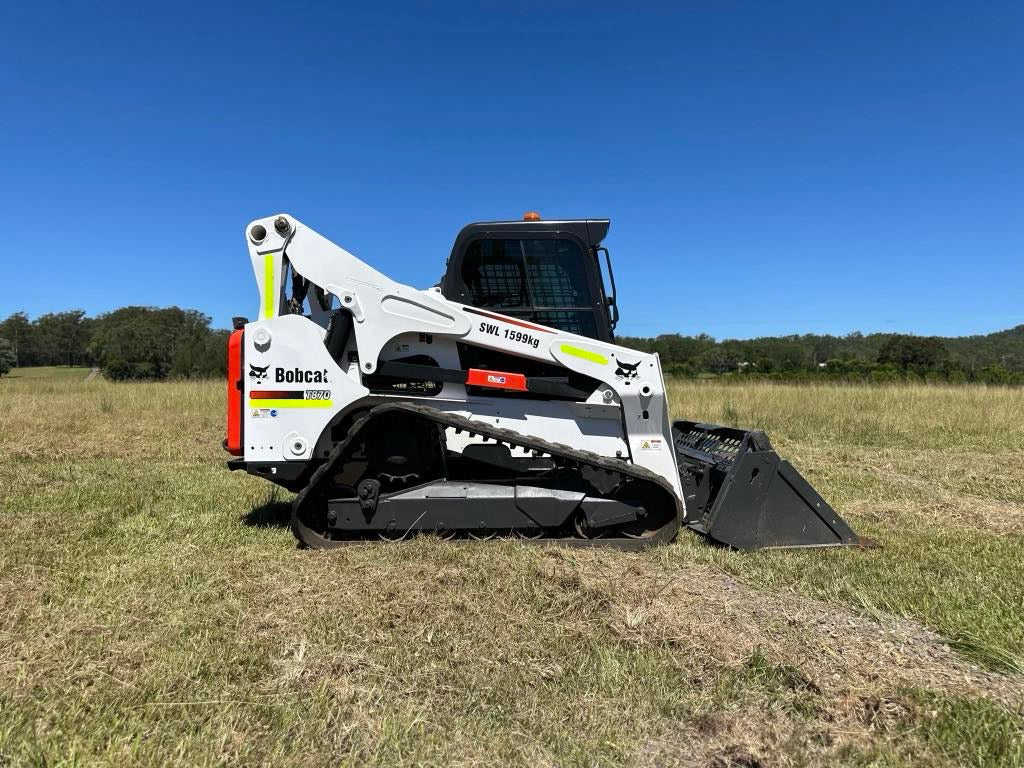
[461,238,601,338]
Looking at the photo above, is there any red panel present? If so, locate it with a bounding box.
[466,368,528,391]
[225,329,244,456]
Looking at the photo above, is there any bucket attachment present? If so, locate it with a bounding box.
[672,420,863,550]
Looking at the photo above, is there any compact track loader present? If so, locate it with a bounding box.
[226,213,863,550]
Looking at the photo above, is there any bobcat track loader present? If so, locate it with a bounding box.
[225,213,863,550]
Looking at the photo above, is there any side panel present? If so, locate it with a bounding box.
[243,314,369,463]
[439,398,628,460]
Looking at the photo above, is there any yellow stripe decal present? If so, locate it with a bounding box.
[560,344,608,366]
[249,399,333,409]
[263,254,275,318]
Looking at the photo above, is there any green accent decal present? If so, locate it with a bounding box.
[249,399,333,409]
[263,254,275,318]
[560,344,608,366]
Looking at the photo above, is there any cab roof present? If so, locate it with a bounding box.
[450,219,610,259]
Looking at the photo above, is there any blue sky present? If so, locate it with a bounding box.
[2,1,1021,338]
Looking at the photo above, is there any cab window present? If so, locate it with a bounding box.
[460,237,600,338]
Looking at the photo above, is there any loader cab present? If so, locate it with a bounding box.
[440,217,618,343]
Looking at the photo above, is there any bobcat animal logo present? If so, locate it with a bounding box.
[614,356,640,380]
[249,363,270,383]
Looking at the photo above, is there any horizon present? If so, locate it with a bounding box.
[3,2,1022,338]
[3,304,1021,344]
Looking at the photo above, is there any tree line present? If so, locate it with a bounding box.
[1,306,1022,385]
[618,326,1024,385]
[0,308,228,380]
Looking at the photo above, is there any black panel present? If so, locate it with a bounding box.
[230,459,318,492]
[365,355,444,396]
[324,309,353,363]
[327,481,587,532]
[581,498,641,528]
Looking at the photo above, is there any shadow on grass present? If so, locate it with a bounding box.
[243,494,292,528]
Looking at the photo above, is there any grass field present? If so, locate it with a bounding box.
[3,365,93,380]
[1,372,1022,766]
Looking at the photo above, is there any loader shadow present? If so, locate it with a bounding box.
[242,498,292,528]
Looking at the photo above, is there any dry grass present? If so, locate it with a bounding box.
[0,375,1022,766]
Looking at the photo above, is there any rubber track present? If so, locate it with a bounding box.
[291,402,684,551]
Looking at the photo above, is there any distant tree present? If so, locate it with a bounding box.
[0,312,36,367]
[651,333,714,366]
[171,328,230,378]
[697,345,739,375]
[89,306,225,380]
[34,310,91,366]
[823,358,854,374]
[944,324,1024,372]
[4,302,1021,385]
[877,335,948,372]
[0,337,15,376]
[868,364,902,383]
[975,365,1011,385]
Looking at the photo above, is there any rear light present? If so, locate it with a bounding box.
[225,329,244,455]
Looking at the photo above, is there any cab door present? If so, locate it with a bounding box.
[445,232,613,342]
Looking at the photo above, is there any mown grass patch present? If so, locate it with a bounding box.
[664,380,1024,675]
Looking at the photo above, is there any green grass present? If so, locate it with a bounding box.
[4,365,92,380]
[0,373,1021,766]
[662,380,1024,675]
